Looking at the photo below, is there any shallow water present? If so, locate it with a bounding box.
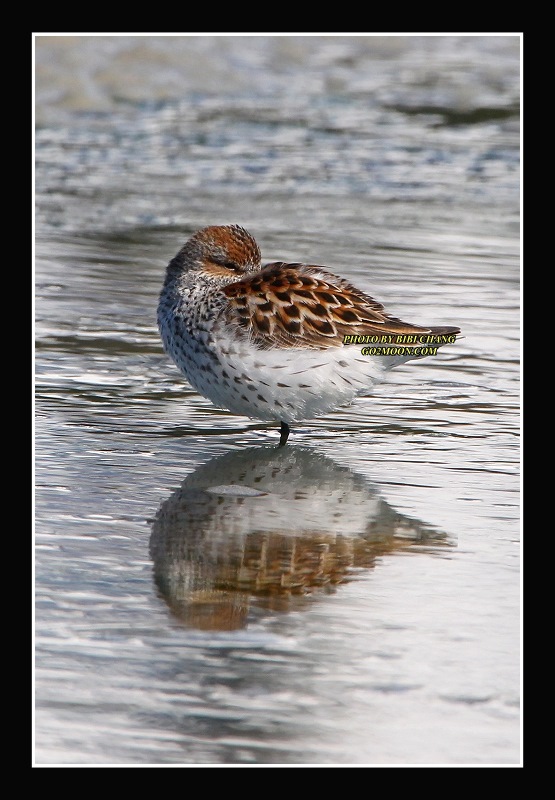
[34,35,521,765]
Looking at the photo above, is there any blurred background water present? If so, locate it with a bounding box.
[34,34,521,766]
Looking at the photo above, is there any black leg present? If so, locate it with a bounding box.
[278,421,290,447]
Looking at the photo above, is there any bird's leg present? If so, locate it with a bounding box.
[278,421,290,447]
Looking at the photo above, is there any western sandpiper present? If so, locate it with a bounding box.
[157,225,460,445]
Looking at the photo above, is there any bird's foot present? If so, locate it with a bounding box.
[278,421,290,447]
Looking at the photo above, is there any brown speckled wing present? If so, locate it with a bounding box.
[223,262,458,350]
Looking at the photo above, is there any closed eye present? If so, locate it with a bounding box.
[212,257,244,272]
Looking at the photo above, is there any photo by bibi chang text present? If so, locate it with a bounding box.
[342,333,458,358]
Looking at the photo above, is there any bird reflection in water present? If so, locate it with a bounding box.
[149,447,451,631]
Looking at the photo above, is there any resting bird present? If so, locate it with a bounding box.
[157,225,460,445]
